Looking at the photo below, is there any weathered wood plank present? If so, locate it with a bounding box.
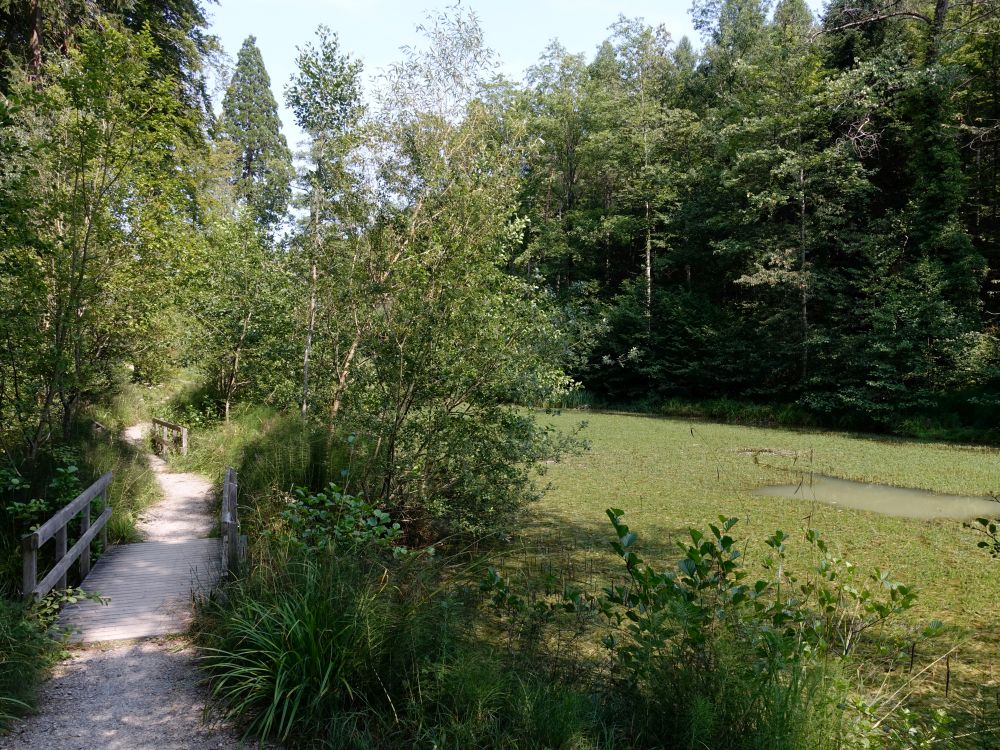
[151,417,186,432]
[58,538,221,642]
[220,467,239,576]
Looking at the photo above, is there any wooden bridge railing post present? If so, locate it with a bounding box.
[21,472,114,600]
[220,467,245,578]
[100,483,108,550]
[79,499,92,579]
[152,418,189,456]
[22,535,37,601]
[55,524,67,590]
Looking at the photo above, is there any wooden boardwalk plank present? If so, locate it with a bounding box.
[58,539,220,643]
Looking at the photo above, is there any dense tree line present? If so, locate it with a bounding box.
[515,0,1000,432]
[0,1,216,462]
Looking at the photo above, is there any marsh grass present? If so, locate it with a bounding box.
[528,410,1000,743]
[79,433,160,543]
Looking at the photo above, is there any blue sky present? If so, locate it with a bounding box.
[207,1,823,148]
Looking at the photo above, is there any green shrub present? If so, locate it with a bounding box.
[0,599,56,728]
[276,483,404,553]
[589,510,920,749]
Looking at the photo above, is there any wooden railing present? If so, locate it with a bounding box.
[152,417,188,456]
[23,472,113,600]
[220,467,246,577]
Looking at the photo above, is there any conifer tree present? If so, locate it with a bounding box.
[220,36,292,232]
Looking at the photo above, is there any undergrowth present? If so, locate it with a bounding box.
[0,599,55,729]
[197,495,964,749]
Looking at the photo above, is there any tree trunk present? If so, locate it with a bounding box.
[28,0,42,77]
[329,336,359,425]
[301,173,323,415]
[224,311,252,423]
[928,0,949,63]
[301,259,317,415]
[799,163,808,381]
[644,200,652,327]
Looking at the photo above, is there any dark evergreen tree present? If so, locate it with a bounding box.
[220,36,293,233]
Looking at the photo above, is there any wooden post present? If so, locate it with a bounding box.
[54,524,67,590]
[79,498,91,579]
[22,535,37,599]
[181,426,188,455]
[100,487,108,550]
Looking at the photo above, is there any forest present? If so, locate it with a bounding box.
[1,0,999,748]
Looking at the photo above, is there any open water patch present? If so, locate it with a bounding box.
[753,475,1000,521]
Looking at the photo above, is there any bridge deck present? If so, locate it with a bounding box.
[58,539,221,642]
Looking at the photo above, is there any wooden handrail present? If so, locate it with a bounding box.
[220,467,245,577]
[23,472,113,600]
[151,417,188,455]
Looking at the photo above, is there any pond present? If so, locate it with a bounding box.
[752,474,1000,521]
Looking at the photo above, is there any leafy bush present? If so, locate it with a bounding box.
[482,510,942,750]
[0,599,56,728]
[589,511,869,749]
[966,516,1000,558]
[275,483,404,553]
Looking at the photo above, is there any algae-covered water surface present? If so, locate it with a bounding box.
[753,474,1000,521]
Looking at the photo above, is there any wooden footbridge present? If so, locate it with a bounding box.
[21,423,243,643]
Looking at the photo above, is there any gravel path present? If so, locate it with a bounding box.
[0,639,248,750]
[124,423,215,541]
[1,425,252,749]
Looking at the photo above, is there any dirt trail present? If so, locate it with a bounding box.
[124,423,215,541]
[0,424,250,750]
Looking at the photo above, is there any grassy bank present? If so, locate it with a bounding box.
[522,411,1000,728]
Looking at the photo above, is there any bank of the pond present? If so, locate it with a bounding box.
[526,410,1000,687]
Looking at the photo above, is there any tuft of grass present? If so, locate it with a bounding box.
[197,543,460,746]
[197,541,605,749]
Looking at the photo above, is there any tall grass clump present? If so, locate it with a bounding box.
[198,541,605,749]
[198,543,464,746]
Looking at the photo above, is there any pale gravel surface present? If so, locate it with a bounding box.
[124,423,215,541]
[0,639,250,750]
[1,425,253,749]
